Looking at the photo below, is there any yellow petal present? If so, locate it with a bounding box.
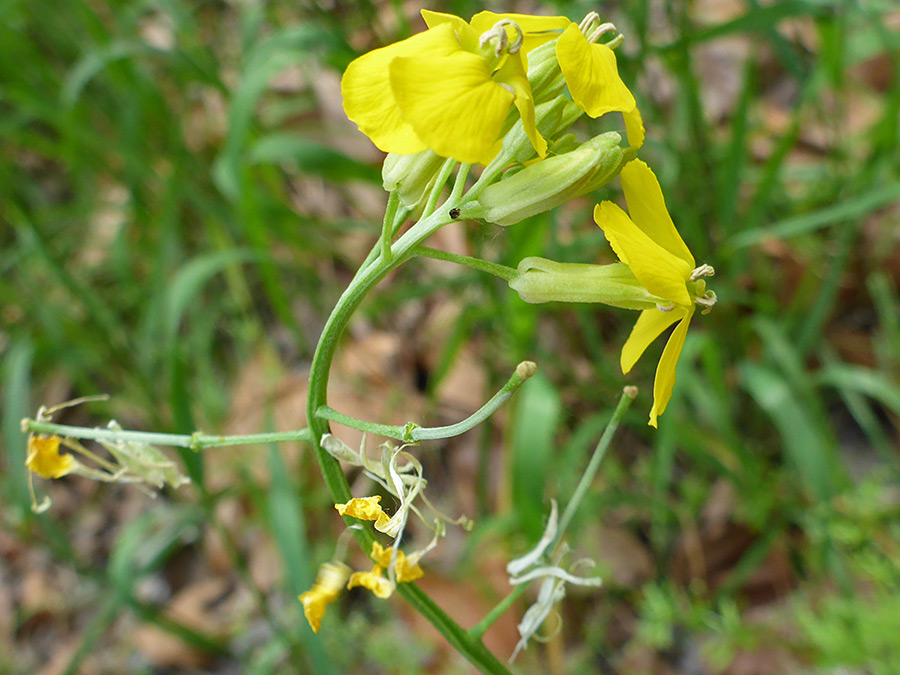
[334,496,391,531]
[620,307,685,374]
[494,50,546,158]
[341,24,458,155]
[390,50,514,165]
[370,542,424,583]
[298,561,350,633]
[624,106,645,149]
[594,202,692,306]
[347,566,394,599]
[620,160,694,267]
[557,24,635,118]
[420,9,480,51]
[649,310,694,427]
[469,12,570,53]
[25,436,74,479]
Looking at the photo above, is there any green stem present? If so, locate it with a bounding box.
[21,418,312,450]
[380,191,400,263]
[314,361,536,443]
[468,584,529,641]
[554,387,636,544]
[413,246,518,281]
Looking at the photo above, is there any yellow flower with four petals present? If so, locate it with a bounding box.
[594,159,715,427]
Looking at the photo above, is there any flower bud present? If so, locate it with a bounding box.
[509,257,666,310]
[463,132,624,226]
[382,149,446,208]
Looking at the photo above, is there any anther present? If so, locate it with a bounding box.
[480,20,523,57]
[587,22,617,44]
[656,303,675,313]
[695,290,717,314]
[578,12,600,34]
[689,264,715,281]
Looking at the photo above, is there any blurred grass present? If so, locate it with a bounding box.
[2,0,899,672]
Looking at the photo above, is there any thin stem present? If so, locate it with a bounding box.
[314,361,537,444]
[411,362,536,441]
[21,418,312,450]
[449,163,472,203]
[314,407,407,441]
[468,584,529,641]
[422,159,458,218]
[413,246,518,281]
[380,191,401,263]
[554,387,636,544]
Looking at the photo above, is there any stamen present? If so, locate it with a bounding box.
[656,303,675,313]
[587,22,616,44]
[695,290,717,314]
[578,12,600,34]
[690,263,715,281]
[480,20,523,57]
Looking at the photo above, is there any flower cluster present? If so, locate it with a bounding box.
[297,434,469,633]
[344,8,714,426]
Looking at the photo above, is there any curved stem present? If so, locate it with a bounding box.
[304,194,512,673]
[314,361,536,443]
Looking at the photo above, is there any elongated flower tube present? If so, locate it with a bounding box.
[341,10,569,165]
[594,160,715,426]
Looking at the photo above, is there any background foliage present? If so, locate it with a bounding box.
[2,0,899,672]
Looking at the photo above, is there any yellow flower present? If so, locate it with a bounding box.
[298,561,351,633]
[594,160,714,427]
[341,10,568,165]
[334,495,391,532]
[556,20,644,148]
[25,435,74,479]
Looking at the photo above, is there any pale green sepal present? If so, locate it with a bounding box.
[463,132,623,226]
[509,257,666,309]
[526,39,565,104]
[382,149,446,208]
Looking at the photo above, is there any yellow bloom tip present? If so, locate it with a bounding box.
[298,561,351,634]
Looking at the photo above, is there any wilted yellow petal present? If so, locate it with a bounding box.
[25,436,74,479]
[557,24,635,118]
[620,160,694,267]
[298,561,351,633]
[335,496,391,531]
[341,24,458,155]
[649,310,694,427]
[370,541,425,583]
[347,566,394,599]
[390,50,514,165]
[594,202,692,306]
[620,307,685,374]
[469,12,570,53]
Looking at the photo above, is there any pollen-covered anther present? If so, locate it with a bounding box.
[690,263,715,281]
[479,20,523,56]
[656,302,676,313]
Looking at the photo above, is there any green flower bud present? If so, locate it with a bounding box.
[382,149,445,208]
[527,39,566,104]
[509,257,667,310]
[463,132,624,227]
[494,97,581,166]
